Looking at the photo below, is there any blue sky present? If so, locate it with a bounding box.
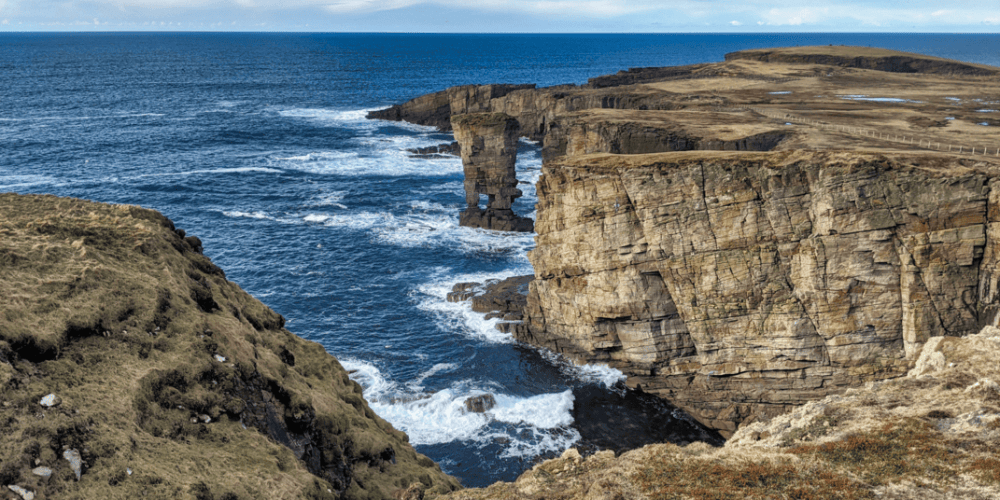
[1,0,998,32]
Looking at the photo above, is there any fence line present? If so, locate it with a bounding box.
[716,106,1000,157]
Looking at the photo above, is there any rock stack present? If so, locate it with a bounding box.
[451,113,534,233]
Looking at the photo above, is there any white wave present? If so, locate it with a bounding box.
[538,349,626,390]
[768,91,793,95]
[223,210,271,220]
[300,204,533,255]
[406,363,460,392]
[492,391,575,428]
[339,358,398,401]
[148,167,282,177]
[0,174,59,190]
[271,149,462,178]
[946,97,962,102]
[413,268,532,344]
[303,214,333,223]
[279,107,441,134]
[981,123,991,127]
[977,109,998,113]
[314,191,348,208]
[340,359,579,455]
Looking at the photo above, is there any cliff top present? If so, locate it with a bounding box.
[0,194,458,500]
[726,45,1000,76]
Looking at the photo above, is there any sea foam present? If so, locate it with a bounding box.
[339,359,579,457]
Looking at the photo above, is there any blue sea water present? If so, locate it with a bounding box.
[2,32,999,486]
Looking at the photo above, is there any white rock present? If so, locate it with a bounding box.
[6,485,34,500]
[39,394,61,408]
[214,354,226,362]
[30,467,52,478]
[63,449,82,480]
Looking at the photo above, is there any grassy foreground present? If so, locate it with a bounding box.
[0,194,459,500]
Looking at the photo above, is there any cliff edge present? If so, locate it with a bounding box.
[0,194,459,500]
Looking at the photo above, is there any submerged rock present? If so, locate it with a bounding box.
[463,394,496,413]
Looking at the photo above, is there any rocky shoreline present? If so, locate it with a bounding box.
[370,45,1000,498]
[371,45,1000,438]
[4,44,1000,500]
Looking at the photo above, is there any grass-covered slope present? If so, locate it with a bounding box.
[0,193,460,500]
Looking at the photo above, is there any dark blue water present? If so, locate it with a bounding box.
[3,33,999,486]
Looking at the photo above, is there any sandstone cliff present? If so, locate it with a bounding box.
[369,46,1000,438]
[443,325,1000,499]
[519,150,1000,435]
[0,194,459,500]
[452,113,533,232]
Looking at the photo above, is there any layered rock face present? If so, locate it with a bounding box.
[452,113,533,232]
[519,151,1000,435]
[366,84,535,131]
[725,46,1000,76]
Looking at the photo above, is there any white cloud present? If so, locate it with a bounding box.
[324,0,419,14]
[730,20,741,26]
[322,0,650,17]
[931,10,952,17]
[1,18,8,25]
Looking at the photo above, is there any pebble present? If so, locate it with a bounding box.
[214,354,227,362]
[63,449,83,480]
[30,467,52,479]
[6,485,34,500]
[39,394,61,408]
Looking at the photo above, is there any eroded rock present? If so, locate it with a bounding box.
[520,150,1000,435]
[452,113,534,233]
[464,394,496,413]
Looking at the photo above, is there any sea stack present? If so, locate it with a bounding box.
[452,112,534,233]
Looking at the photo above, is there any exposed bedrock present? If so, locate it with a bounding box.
[367,83,685,143]
[518,150,1000,437]
[726,46,1000,76]
[542,111,792,161]
[451,113,533,233]
[365,84,535,131]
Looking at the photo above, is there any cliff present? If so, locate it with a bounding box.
[442,324,1000,499]
[519,150,1000,436]
[725,45,1000,77]
[0,194,459,500]
[369,46,1000,438]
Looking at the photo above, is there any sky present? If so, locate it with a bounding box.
[0,0,998,33]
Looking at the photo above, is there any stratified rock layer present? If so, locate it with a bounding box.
[452,113,533,232]
[0,194,459,500]
[518,150,1000,435]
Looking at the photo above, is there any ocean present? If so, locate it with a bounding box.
[2,32,999,486]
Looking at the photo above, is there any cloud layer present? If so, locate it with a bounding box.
[1,0,998,31]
